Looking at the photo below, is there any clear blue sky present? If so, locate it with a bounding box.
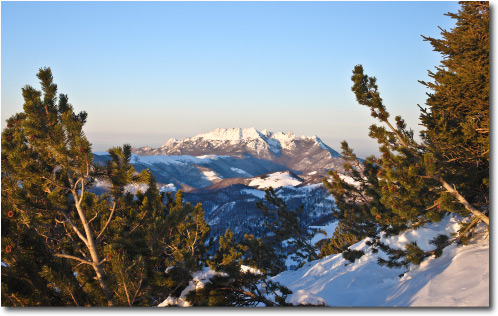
[1,1,460,157]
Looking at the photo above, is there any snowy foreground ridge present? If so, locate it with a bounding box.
[159,215,489,307]
[275,215,489,307]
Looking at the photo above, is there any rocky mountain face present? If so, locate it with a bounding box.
[95,128,344,240]
[132,127,345,184]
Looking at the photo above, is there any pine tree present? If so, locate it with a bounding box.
[1,68,186,306]
[239,233,286,276]
[185,229,292,306]
[323,1,488,268]
[256,187,321,267]
[320,142,383,258]
[2,68,107,305]
[419,1,489,218]
[160,190,210,299]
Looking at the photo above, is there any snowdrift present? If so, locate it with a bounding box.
[273,215,489,307]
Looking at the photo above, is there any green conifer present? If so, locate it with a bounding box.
[324,1,488,269]
[185,228,292,306]
[419,1,489,217]
[257,187,321,267]
[1,68,173,306]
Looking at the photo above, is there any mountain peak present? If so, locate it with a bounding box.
[193,127,263,142]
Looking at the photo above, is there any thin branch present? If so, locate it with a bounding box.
[86,157,90,177]
[129,208,149,234]
[88,210,101,224]
[63,224,91,261]
[132,277,143,306]
[63,283,80,307]
[40,176,72,191]
[55,253,93,265]
[60,210,89,246]
[72,177,83,193]
[78,177,85,206]
[425,200,441,211]
[452,216,480,243]
[96,201,117,242]
[384,119,409,148]
[121,270,132,307]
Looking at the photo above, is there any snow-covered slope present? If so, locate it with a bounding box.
[273,215,489,307]
[248,171,303,189]
[157,216,488,307]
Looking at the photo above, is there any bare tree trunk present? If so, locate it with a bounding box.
[439,178,489,226]
[72,189,114,306]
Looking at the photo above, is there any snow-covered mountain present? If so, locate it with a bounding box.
[132,127,344,178]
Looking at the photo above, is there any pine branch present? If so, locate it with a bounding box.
[60,210,89,246]
[54,253,93,265]
[62,223,91,261]
[62,283,80,307]
[96,201,117,242]
[78,177,85,206]
[383,119,409,148]
[40,176,72,191]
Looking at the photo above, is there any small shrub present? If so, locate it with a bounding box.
[342,248,365,263]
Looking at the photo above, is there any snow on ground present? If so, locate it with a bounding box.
[158,265,261,307]
[401,232,489,307]
[95,152,229,166]
[248,172,302,189]
[94,179,149,195]
[156,215,489,307]
[158,267,222,307]
[310,221,339,245]
[94,179,177,195]
[93,179,111,190]
[158,183,177,193]
[273,215,489,307]
[240,265,262,275]
[201,169,222,182]
[283,221,338,270]
[230,167,252,177]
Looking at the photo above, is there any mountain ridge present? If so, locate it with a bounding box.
[133,127,341,160]
[131,127,345,185]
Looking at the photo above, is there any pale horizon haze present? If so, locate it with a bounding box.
[1,1,461,157]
